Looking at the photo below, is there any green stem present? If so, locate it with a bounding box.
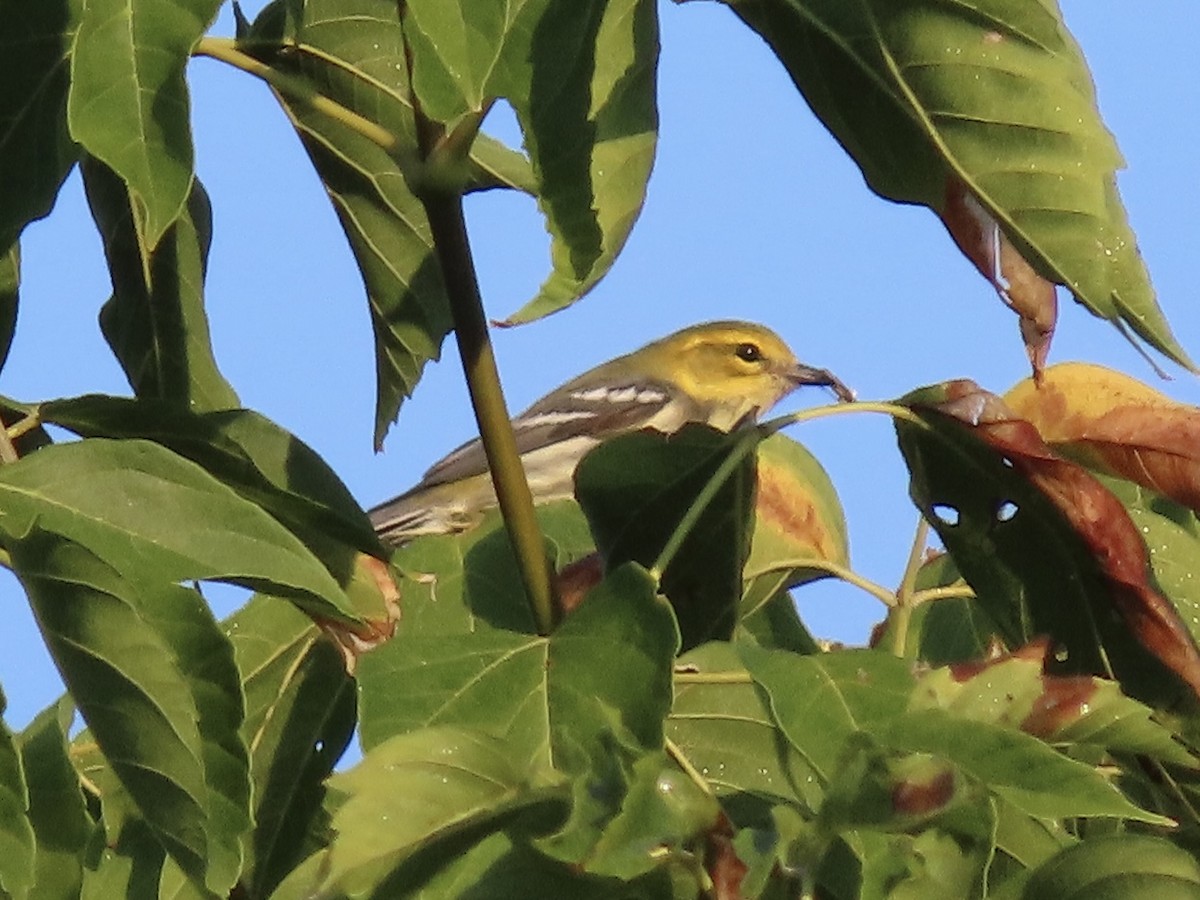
[6,413,41,443]
[651,426,763,577]
[897,518,929,602]
[400,16,556,634]
[760,399,930,435]
[194,38,401,156]
[420,192,557,635]
[909,582,975,605]
[790,558,898,608]
[665,737,715,798]
[886,518,930,658]
[673,670,752,685]
[0,423,17,464]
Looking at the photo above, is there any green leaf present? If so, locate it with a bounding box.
[725,0,1190,369]
[42,394,381,564]
[396,0,659,323]
[0,690,35,900]
[225,595,356,899]
[879,708,1170,825]
[0,244,18,376]
[819,732,991,838]
[378,829,677,900]
[537,565,680,868]
[359,558,675,755]
[282,728,563,899]
[575,423,759,651]
[1023,834,1200,900]
[737,584,823,653]
[243,0,531,448]
[0,438,356,620]
[358,562,681,874]
[359,626,542,750]
[991,798,1074,873]
[18,700,92,900]
[1104,478,1200,655]
[912,651,1198,769]
[667,643,823,819]
[10,529,250,895]
[79,818,166,900]
[380,500,594,639]
[817,734,998,900]
[743,645,1167,827]
[399,0,525,121]
[81,157,238,412]
[67,0,221,257]
[855,826,991,900]
[740,646,915,782]
[578,751,719,881]
[740,433,848,651]
[0,0,81,251]
[492,0,659,323]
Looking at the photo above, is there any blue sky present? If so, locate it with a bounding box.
[1,1,1197,729]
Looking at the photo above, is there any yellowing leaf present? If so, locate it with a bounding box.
[1006,362,1200,513]
[746,434,848,580]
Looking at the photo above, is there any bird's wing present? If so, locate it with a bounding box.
[414,377,678,489]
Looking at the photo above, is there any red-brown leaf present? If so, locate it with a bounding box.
[942,179,1057,376]
[929,381,1200,699]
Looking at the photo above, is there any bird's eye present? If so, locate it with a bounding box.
[735,342,763,363]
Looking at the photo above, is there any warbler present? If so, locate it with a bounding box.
[369,321,852,545]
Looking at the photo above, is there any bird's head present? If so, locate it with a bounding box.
[637,320,851,429]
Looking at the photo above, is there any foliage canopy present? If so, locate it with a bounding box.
[2,0,1200,898]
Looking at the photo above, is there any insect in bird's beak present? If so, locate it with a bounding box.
[789,363,857,403]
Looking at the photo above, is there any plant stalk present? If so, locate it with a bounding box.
[194,38,401,156]
[887,517,930,658]
[420,192,557,634]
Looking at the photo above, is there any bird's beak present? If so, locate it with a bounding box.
[786,362,856,403]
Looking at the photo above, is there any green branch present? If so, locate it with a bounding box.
[651,426,764,577]
[761,399,931,435]
[791,558,898,608]
[194,38,401,156]
[909,582,975,605]
[419,193,558,634]
[884,517,931,658]
[397,10,557,635]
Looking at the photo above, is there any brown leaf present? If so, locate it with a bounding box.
[930,382,1200,699]
[706,813,748,900]
[1007,362,1200,513]
[942,178,1057,375]
[891,766,957,819]
[947,637,1049,683]
[555,552,604,617]
[1020,674,1099,739]
[314,553,402,673]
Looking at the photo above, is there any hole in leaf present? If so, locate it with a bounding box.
[930,503,960,527]
[995,500,1019,523]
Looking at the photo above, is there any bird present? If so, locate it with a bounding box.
[369,320,852,545]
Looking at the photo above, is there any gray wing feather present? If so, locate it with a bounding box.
[414,377,677,489]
